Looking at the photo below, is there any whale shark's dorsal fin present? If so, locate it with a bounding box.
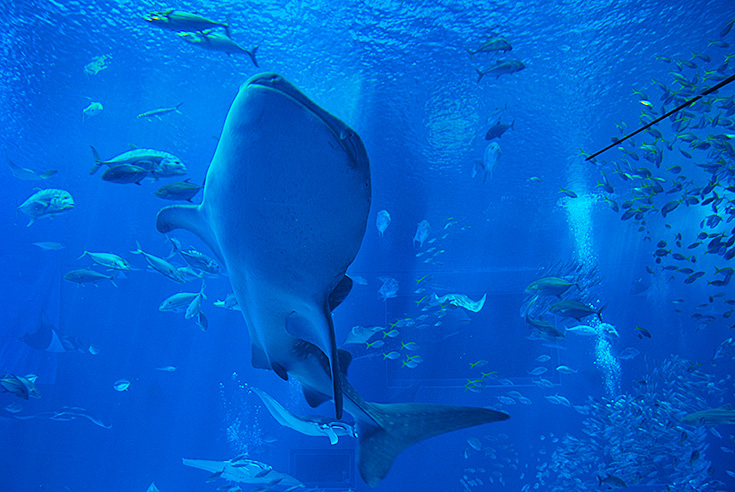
[156,204,224,265]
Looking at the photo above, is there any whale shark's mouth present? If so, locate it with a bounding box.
[246,73,365,168]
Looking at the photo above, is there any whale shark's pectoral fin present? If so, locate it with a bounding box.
[155,205,224,265]
[286,310,343,419]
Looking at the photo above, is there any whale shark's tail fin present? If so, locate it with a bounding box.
[342,380,509,487]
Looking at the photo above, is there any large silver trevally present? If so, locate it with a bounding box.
[178,30,258,67]
[82,102,103,121]
[77,248,131,270]
[466,36,513,58]
[130,241,186,284]
[476,59,526,82]
[146,9,230,37]
[473,142,501,183]
[169,237,220,275]
[376,209,391,237]
[18,189,74,226]
[101,164,149,185]
[159,291,200,312]
[137,103,183,120]
[483,141,501,180]
[63,268,117,287]
[89,146,186,178]
[155,72,508,486]
[413,219,431,248]
[155,179,202,202]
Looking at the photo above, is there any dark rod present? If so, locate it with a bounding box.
[585,73,735,161]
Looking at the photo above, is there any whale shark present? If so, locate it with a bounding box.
[253,387,356,444]
[156,72,509,486]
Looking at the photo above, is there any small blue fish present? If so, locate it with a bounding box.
[32,242,64,251]
[378,277,399,301]
[413,220,431,248]
[376,209,391,237]
[560,187,578,198]
[113,379,130,391]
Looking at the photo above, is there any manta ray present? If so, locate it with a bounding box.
[19,311,90,354]
[156,72,509,486]
[252,387,356,445]
[182,457,302,488]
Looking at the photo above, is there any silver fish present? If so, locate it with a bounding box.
[64,268,118,287]
[90,146,186,178]
[131,241,186,283]
[178,30,258,67]
[77,248,131,270]
[137,103,183,119]
[476,59,526,82]
[101,164,149,185]
[146,9,230,36]
[18,188,74,226]
[413,219,431,247]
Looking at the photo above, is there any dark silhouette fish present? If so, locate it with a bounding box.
[485,119,514,140]
[466,37,512,58]
[476,59,525,82]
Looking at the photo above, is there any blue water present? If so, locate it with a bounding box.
[1,0,734,490]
